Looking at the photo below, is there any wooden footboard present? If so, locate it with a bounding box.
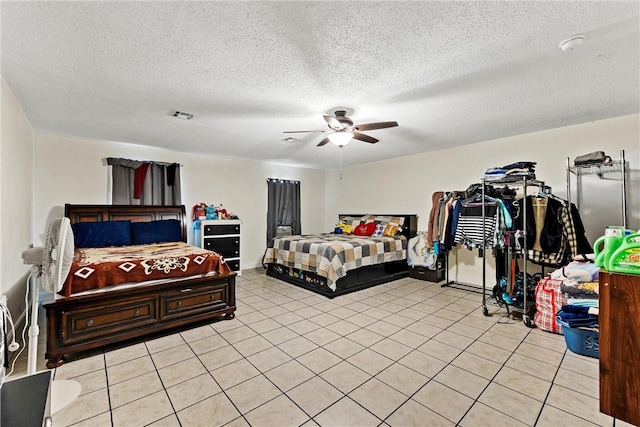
[44,272,236,368]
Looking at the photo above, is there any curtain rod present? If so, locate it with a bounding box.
[267,178,300,183]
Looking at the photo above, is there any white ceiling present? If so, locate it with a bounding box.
[2,1,639,169]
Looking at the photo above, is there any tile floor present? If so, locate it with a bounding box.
[8,268,631,427]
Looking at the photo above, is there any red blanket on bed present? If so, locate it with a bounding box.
[63,242,231,296]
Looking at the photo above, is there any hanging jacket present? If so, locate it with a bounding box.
[427,191,444,249]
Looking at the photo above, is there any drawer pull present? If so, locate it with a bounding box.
[177,301,182,308]
[86,319,94,327]
[134,309,140,317]
[210,294,215,301]
[181,288,193,293]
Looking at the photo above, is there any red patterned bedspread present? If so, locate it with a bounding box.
[63,242,231,296]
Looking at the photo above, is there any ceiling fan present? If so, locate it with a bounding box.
[283,110,398,147]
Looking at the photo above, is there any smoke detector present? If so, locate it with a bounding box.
[559,34,586,51]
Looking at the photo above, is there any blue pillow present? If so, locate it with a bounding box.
[131,219,182,245]
[72,220,132,248]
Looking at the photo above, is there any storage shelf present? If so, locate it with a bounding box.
[568,161,623,177]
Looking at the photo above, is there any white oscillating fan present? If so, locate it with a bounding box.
[22,217,81,414]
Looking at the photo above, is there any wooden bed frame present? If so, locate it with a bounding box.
[43,204,236,368]
[265,214,418,298]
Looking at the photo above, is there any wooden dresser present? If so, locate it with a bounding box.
[599,271,640,426]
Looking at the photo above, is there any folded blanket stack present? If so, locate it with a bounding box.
[484,161,537,182]
[557,302,599,328]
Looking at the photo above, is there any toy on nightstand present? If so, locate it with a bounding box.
[205,205,218,220]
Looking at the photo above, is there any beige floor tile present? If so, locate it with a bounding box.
[308,312,341,327]
[246,346,292,372]
[505,352,559,382]
[493,366,552,402]
[413,380,474,423]
[397,350,447,378]
[68,411,112,427]
[546,383,613,425]
[180,324,217,343]
[432,329,475,350]
[69,368,107,395]
[157,356,207,388]
[287,320,324,336]
[561,352,600,380]
[432,308,467,322]
[53,387,110,427]
[273,311,305,325]
[54,354,105,380]
[237,310,268,325]
[465,340,513,364]
[324,319,361,336]
[478,382,544,425]
[323,337,367,360]
[434,365,490,400]
[166,373,222,411]
[421,314,456,329]
[345,312,378,327]
[370,337,413,361]
[477,330,524,352]
[226,374,282,414]
[104,342,148,367]
[265,359,315,391]
[523,328,568,353]
[383,313,417,328]
[224,415,251,427]
[260,326,299,345]
[349,378,408,419]
[248,318,282,334]
[232,335,273,357]
[177,393,241,427]
[345,328,385,347]
[145,333,185,354]
[278,336,319,358]
[297,347,342,374]
[376,362,429,396]
[244,394,310,426]
[365,320,402,337]
[210,317,244,333]
[516,341,564,366]
[416,339,462,363]
[287,376,343,417]
[188,333,228,355]
[211,358,260,389]
[554,367,600,399]
[109,370,164,408]
[295,306,324,318]
[220,325,258,343]
[147,413,181,426]
[347,348,394,375]
[150,344,196,369]
[111,390,174,427]
[387,328,430,348]
[451,351,502,380]
[459,402,527,427]
[281,300,308,312]
[536,404,601,427]
[327,306,358,319]
[107,355,155,385]
[198,345,243,371]
[303,327,341,346]
[319,361,371,394]
[386,399,455,427]
[314,396,381,427]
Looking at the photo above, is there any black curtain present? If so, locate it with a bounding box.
[267,179,301,244]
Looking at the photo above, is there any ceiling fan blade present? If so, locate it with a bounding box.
[317,137,331,147]
[355,121,398,131]
[323,115,344,130]
[283,130,327,133]
[352,132,378,144]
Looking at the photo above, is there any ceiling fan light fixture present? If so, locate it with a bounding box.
[328,131,353,147]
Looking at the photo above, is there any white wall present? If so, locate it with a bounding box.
[34,134,326,269]
[0,78,34,316]
[326,114,640,285]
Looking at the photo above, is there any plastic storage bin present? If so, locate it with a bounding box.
[556,318,599,358]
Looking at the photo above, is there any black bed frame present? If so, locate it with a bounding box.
[265,214,418,298]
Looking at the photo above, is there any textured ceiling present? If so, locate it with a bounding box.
[1,1,639,169]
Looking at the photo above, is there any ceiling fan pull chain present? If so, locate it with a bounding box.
[340,147,343,180]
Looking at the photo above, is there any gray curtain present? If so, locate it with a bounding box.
[267,178,301,244]
[107,158,181,205]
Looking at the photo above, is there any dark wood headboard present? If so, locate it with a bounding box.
[339,214,418,239]
[65,204,188,242]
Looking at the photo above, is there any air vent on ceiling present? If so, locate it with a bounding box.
[282,137,302,143]
[172,111,194,120]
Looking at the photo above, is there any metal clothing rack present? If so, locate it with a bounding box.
[480,176,548,327]
[566,149,627,228]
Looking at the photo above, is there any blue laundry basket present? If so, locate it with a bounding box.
[556,318,599,358]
